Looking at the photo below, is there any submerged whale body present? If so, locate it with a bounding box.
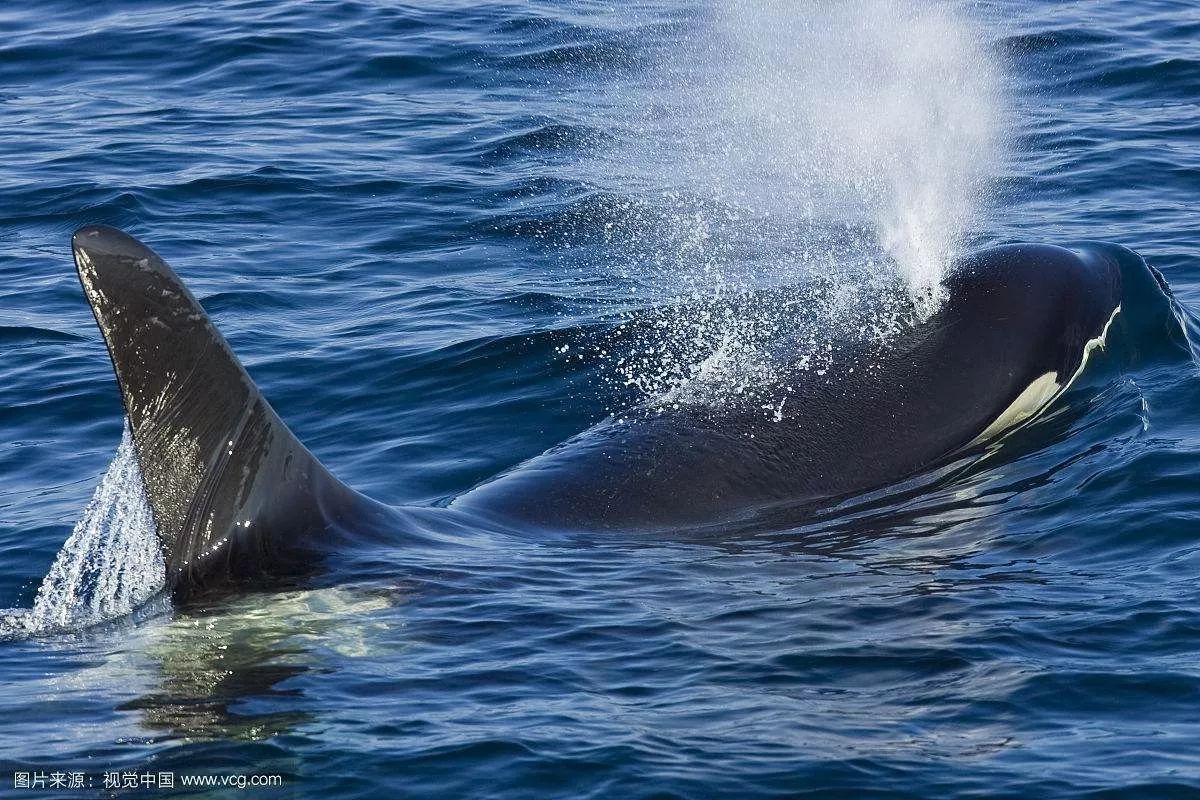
[68,225,1172,599]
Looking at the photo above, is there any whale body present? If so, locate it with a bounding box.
[68,225,1170,598]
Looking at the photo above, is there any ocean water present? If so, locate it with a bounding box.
[2,0,1200,797]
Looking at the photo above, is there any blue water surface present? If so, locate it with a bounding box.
[2,1,1200,798]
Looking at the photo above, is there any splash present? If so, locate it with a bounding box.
[574,0,1006,410]
[1,425,165,637]
[710,0,1004,313]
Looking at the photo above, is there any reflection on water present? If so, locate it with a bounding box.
[116,586,400,742]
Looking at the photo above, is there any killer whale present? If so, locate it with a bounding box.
[69,225,1163,598]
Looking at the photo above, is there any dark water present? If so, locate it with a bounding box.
[2,1,1200,797]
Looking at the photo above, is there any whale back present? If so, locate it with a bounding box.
[457,244,1129,531]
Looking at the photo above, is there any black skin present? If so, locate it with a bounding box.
[70,226,1130,598]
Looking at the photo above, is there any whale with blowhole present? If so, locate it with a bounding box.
[66,225,1182,599]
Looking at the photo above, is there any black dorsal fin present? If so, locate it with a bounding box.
[72,225,377,599]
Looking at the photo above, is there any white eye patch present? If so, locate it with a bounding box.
[972,305,1121,445]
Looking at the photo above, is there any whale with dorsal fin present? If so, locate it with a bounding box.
[68,224,1172,598]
